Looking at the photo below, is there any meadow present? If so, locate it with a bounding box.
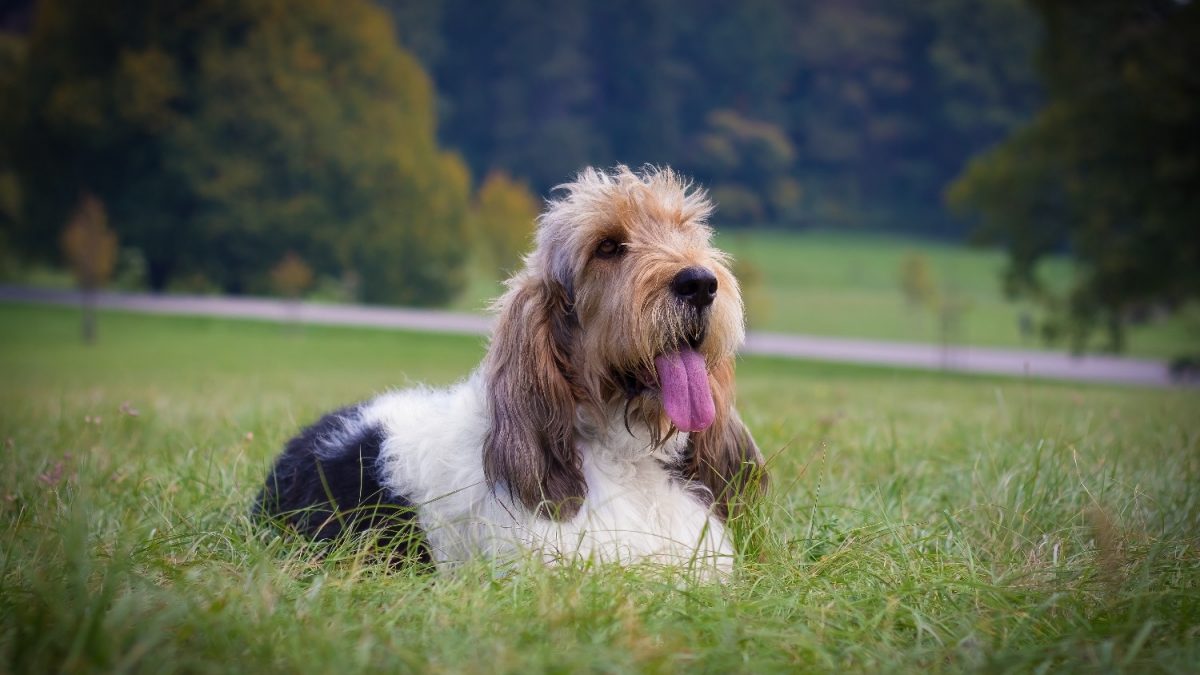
[1,303,1198,673]
[454,230,1199,358]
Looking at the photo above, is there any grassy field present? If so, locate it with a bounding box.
[453,230,1199,358]
[719,231,1200,358]
[2,304,1198,673]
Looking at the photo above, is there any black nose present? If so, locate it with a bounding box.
[671,267,718,308]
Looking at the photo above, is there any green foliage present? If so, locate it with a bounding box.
[949,0,1200,353]
[0,35,26,248]
[472,170,539,276]
[435,0,603,192]
[60,194,116,291]
[1,305,1198,672]
[111,248,148,291]
[693,110,796,225]
[355,152,471,306]
[898,253,936,309]
[269,252,315,300]
[710,185,764,225]
[415,0,1039,236]
[58,193,116,343]
[766,177,805,223]
[4,0,470,305]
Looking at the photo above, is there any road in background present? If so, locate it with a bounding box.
[1,286,1174,387]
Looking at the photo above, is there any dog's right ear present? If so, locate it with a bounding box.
[482,270,586,521]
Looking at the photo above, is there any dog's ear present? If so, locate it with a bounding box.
[684,359,766,519]
[483,271,586,521]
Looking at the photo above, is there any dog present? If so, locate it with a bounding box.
[256,165,765,577]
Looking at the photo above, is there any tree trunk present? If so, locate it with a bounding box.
[81,288,97,344]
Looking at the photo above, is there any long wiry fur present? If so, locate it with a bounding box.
[259,165,766,576]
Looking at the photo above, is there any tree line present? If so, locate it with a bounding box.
[0,0,533,306]
[388,0,1041,236]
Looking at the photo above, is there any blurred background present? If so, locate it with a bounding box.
[0,0,1196,359]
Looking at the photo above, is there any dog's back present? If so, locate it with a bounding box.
[255,404,431,562]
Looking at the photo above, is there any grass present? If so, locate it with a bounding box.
[452,229,1199,358]
[717,231,1200,358]
[2,303,1199,673]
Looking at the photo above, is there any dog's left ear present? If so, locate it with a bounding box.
[684,359,766,519]
[482,270,587,521]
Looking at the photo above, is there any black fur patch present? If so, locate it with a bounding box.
[256,406,430,564]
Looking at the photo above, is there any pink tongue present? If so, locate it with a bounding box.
[654,347,716,432]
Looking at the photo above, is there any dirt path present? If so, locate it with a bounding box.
[1,286,1175,387]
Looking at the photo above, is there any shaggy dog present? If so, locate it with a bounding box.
[257,165,765,576]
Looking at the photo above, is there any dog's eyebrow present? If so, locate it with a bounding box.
[596,225,628,241]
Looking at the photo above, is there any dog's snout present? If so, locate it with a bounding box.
[671,267,718,308]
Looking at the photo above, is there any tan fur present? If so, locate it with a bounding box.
[482,165,765,521]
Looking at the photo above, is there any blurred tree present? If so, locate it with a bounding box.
[473,171,538,276]
[787,1,1039,233]
[766,177,805,224]
[899,252,937,308]
[376,0,445,67]
[270,250,314,328]
[935,288,971,367]
[436,0,603,191]
[695,0,795,120]
[894,251,973,362]
[0,33,25,243]
[111,247,148,291]
[691,110,796,225]
[360,153,471,306]
[397,0,1039,235]
[60,193,116,343]
[789,2,909,228]
[0,170,18,266]
[4,0,470,305]
[270,252,315,300]
[949,0,1199,352]
[709,186,763,225]
[588,0,695,167]
[918,0,1041,164]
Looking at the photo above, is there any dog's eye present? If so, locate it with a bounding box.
[595,238,623,259]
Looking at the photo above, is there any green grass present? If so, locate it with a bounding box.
[453,230,1199,358]
[2,303,1198,673]
[721,230,1200,357]
[719,230,1063,344]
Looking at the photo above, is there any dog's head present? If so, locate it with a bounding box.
[483,165,763,521]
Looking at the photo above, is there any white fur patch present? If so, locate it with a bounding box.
[366,374,734,577]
